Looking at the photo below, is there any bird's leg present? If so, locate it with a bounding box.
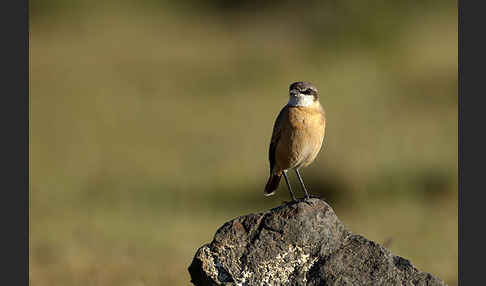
[282,170,296,201]
[295,169,310,199]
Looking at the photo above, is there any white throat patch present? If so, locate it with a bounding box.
[287,94,314,107]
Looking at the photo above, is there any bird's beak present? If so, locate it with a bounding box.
[290,90,298,97]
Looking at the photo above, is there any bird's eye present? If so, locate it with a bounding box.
[302,88,313,95]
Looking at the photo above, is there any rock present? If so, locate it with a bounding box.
[188,198,446,286]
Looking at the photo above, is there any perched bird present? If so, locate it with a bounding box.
[264,81,326,200]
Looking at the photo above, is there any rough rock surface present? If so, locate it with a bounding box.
[188,198,446,286]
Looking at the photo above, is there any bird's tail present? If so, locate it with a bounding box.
[264,172,281,196]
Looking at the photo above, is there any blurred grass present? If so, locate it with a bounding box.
[30,1,457,285]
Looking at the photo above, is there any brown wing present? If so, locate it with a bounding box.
[268,105,289,174]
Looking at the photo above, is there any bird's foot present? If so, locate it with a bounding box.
[301,194,324,202]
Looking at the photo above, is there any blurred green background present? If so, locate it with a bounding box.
[30,0,457,285]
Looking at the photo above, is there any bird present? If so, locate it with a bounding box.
[264,81,326,201]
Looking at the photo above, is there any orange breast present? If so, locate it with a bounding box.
[274,103,326,171]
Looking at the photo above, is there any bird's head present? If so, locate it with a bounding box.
[288,81,319,107]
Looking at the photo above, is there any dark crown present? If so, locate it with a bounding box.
[289,81,318,98]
